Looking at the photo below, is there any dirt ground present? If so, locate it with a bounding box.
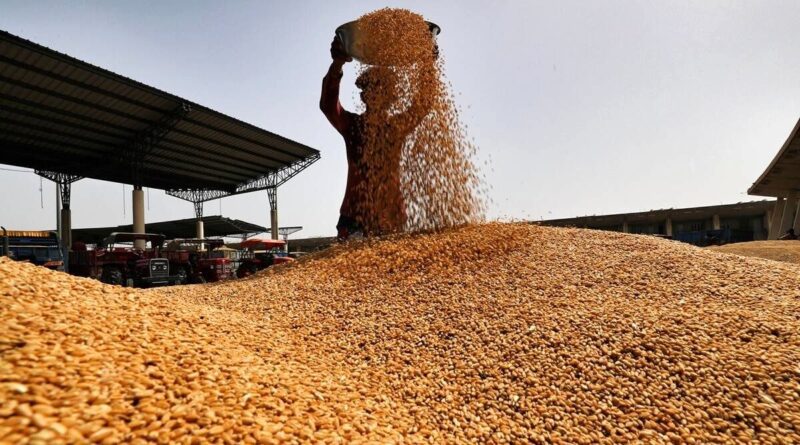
[707,240,800,265]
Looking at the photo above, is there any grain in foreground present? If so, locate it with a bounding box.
[3,223,800,443]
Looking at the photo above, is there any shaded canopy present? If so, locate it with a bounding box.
[0,29,319,194]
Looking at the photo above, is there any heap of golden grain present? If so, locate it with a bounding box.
[708,240,800,265]
[350,8,484,234]
[2,223,799,444]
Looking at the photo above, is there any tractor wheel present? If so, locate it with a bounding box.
[189,271,206,284]
[101,267,123,286]
[176,267,189,285]
[237,263,258,278]
[236,265,248,279]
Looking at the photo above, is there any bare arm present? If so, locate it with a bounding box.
[320,37,353,135]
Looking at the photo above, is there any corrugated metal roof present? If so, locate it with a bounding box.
[0,29,319,193]
[748,118,800,198]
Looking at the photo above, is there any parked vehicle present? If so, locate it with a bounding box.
[162,238,233,284]
[69,232,179,287]
[236,238,294,278]
[0,228,63,270]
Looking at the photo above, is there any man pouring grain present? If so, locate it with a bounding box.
[320,35,434,240]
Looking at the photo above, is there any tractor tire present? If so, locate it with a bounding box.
[176,267,189,285]
[101,267,123,286]
[237,263,258,278]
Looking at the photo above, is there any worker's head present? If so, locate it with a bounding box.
[356,66,399,110]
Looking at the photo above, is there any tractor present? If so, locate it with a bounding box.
[162,238,234,284]
[236,238,294,278]
[69,232,180,287]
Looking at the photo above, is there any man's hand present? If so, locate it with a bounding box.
[330,36,352,64]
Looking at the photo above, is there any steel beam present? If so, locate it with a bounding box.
[36,170,81,271]
[165,189,231,204]
[235,153,321,194]
[35,170,82,207]
[124,103,191,186]
[164,153,320,206]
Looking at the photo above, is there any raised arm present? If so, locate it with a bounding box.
[320,36,353,135]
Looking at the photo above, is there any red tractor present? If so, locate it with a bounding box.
[236,238,294,278]
[162,238,233,284]
[69,232,180,287]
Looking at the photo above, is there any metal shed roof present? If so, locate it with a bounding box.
[0,29,319,197]
[748,118,800,198]
[70,215,267,244]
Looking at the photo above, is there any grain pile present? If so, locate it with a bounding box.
[708,240,800,265]
[4,223,800,443]
[351,8,484,234]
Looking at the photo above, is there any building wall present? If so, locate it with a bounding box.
[541,201,773,246]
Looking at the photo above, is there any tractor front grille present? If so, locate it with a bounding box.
[149,259,169,278]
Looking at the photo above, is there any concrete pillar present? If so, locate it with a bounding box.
[271,209,278,241]
[56,183,62,238]
[768,197,786,240]
[61,206,71,271]
[196,219,205,240]
[712,214,720,230]
[622,221,629,233]
[267,187,278,241]
[794,202,800,231]
[765,210,772,232]
[132,186,145,249]
[778,196,799,236]
[665,218,673,237]
[196,219,205,251]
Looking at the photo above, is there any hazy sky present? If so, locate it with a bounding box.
[1,0,798,237]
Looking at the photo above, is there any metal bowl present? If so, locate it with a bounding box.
[335,20,441,65]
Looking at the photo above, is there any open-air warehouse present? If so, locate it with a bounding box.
[2,4,800,445]
[0,28,320,249]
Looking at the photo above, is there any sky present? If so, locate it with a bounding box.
[1,0,799,237]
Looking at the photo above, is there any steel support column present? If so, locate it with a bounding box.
[36,170,81,271]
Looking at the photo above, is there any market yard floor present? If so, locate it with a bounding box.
[2,223,799,444]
